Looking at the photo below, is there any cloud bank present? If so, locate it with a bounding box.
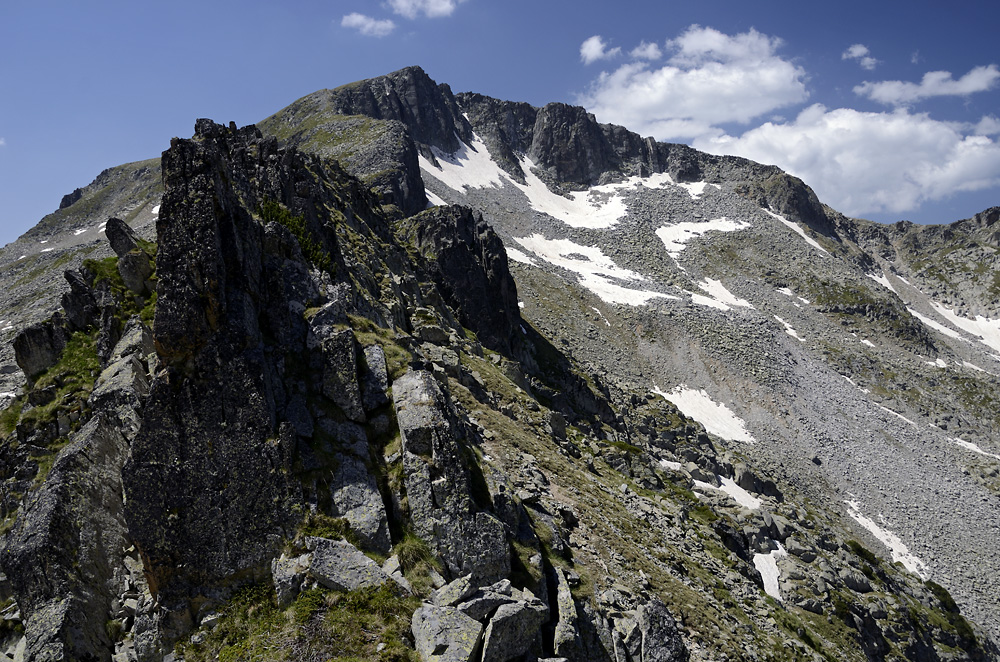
[578,26,808,141]
[387,0,466,19]
[699,106,1000,216]
[855,65,1000,105]
[578,25,1000,218]
[341,13,396,37]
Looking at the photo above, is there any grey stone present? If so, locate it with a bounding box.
[306,537,391,592]
[327,424,391,554]
[637,598,688,662]
[362,344,391,412]
[12,318,68,382]
[481,598,548,662]
[412,605,484,662]
[839,568,873,594]
[432,574,478,607]
[110,318,155,365]
[118,250,154,295]
[271,552,311,607]
[105,217,141,258]
[318,328,366,422]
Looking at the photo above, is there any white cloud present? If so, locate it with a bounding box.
[387,0,465,19]
[842,43,877,70]
[0,138,5,147]
[630,41,662,61]
[975,116,1000,135]
[341,13,396,37]
[578,26,808,141]
[855,65,1000,105]
[699,105,1000,216]
[581,35,621,65]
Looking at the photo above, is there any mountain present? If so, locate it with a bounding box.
[0,66,998,662]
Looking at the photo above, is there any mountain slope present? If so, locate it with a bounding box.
[0,67,997,662]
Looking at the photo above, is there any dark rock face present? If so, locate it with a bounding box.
[60,269,99,332]
[123,121,309,610]
[13,316,68,382]
[323,66,471,154]
[529,103,621,186]
[105,217,142,257]
[397,205,521,354]
[0,414,131,662]
[58,187,84,210]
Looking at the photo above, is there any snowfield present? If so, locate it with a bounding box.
[514,234,675,306]
[653,385,755,443]
[753,543,788,601]
[845,500,928,579]
[763,209,829,255]
[655,217,750,264]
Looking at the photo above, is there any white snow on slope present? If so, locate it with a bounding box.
[505,247,536,266]
[418,132,506,191]
[515,234,674,306]
[774,315,803,341]
[763,209,829,255]
[73,228,88,236]
[753,543,788,600]
[962,361,986,373]
[655,218,751,261]
[867,272,896,294]
[512,156,674,229]
[877,404,918,428]
[860,339,876,348]
[691,278,754,311]
[694,477,763,510]
[925,358,948,368]
[151,204,160,215]
[907,307,964,340]
[929,302,1000,354]
[675,181,720,199]
[951,438,1000,461]
[653,385,755,443]
[845,500,928,578]
[425,190,447,207]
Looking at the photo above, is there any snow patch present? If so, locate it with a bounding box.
[774,316,803,341]
[763,209,829,255]
[676,181,708,199]
[151,204,160,215]
[659,459,683,472]
[691,278,754,311]
[950,438,1000,461]
[753,543,788,600]
[962,361,986,373]
[653,385,755,443]
[418,132,507,192]
[515,234,674,306]
[777,287,794,297]
[924,358,947,368]
[877,405,918,428]
[41,248,54,253]
[591,307,611,327]
[867,272,896,294]
[73,228,88,236]
[860,339,876,348]
[907,307,964,340]
[929,302,1000,354]
[845,500,928,578]
[505,247,537,266]
[425,190,447,207]
[655,217,750,262]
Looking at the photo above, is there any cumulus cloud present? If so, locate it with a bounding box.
[578,26,808,141]
[698,105,1000,216]
[580,36,621,65]
[855,65,1000,105]
[975,116,1000,135]
[341,13,396,37]
[387,0,465,19]
[842,44,877,70]
[630,41,662,61]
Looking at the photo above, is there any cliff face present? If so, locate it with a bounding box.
[0,67,998,662]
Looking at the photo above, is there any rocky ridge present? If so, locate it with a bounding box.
[0,67,996,662]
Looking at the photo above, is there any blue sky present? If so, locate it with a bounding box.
[2,1,999,246]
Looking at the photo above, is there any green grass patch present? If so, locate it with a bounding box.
[260,199,333,274]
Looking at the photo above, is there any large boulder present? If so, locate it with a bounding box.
[394,370,509,583]
[412,605,484,662]
[12,317,68,382]
[637,599,688,662]
[481,593,549,662]
[306,537,392,592]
